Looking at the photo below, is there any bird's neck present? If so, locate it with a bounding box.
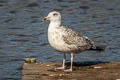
[49,21,61,28]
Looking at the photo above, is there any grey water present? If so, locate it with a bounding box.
[0,0,120,79]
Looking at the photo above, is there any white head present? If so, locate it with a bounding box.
[44,11,61,22]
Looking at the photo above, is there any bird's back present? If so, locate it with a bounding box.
[48,26,95,53]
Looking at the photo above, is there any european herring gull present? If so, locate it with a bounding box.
[44,11,104,72]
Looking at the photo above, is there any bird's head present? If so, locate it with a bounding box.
[44,11,61,22]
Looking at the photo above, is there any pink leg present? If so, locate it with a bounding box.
[55,53,66,70]
[64,53,73,72]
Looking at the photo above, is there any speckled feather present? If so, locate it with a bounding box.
[58,26,96,53]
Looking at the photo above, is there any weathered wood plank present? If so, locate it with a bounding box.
[22,62,120,80]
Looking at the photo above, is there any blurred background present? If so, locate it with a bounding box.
[0,0,120,79]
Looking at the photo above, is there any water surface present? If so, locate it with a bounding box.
[0,0,120,79]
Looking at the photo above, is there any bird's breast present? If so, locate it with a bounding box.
[48,29,68,52]
[48,30,62,46]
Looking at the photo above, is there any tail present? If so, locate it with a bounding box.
[90,45,105,51]
[83,36,105,51]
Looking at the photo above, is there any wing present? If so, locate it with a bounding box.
[60,26,95,51]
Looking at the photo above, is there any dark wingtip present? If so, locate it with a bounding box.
[90,45,105,51]
[95,46,105,51]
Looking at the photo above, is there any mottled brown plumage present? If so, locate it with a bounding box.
[58,26,95,53]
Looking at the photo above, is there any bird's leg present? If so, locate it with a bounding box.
[64,53,73,72]
[62,53,66,69]
[55,53,66,70]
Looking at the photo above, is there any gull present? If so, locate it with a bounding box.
[44,11,104,72]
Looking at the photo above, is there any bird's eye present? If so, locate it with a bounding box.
[53,13,58,16]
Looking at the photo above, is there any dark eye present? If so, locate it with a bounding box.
[53,13,58,16]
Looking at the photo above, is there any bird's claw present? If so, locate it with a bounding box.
[64,68,72,72]
[54,67,65,71]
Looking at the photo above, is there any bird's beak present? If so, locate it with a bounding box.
[43,16,49,21]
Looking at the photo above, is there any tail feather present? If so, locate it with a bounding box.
[83,36,105,51]
[90,45,105,51]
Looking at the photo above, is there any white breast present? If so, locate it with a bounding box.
[48,27,62,47]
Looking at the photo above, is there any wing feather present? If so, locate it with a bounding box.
[59,26,95,51]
